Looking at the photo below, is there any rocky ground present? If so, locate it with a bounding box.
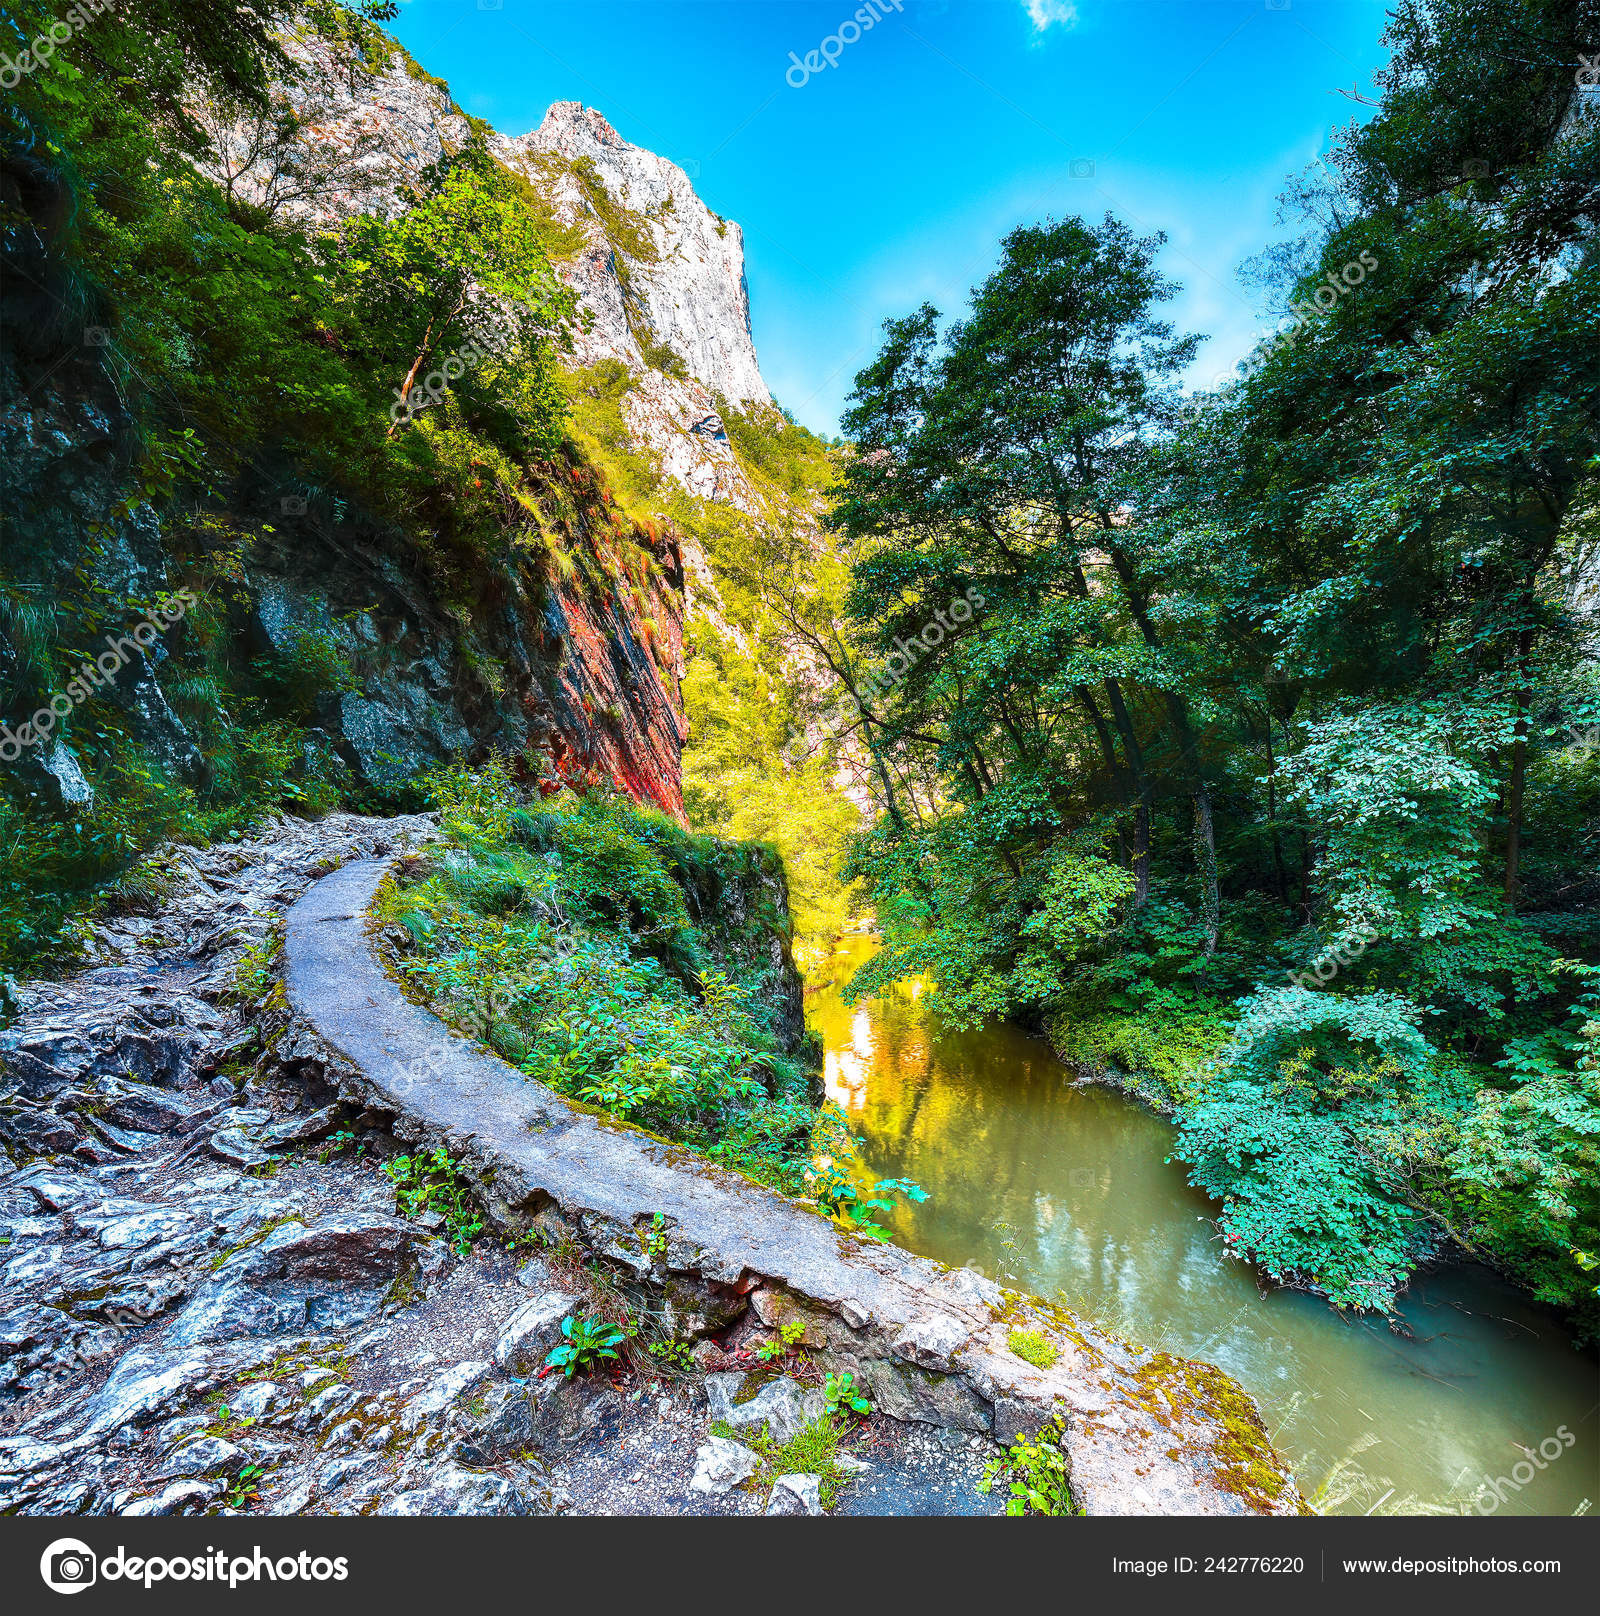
[0,812,999,1518]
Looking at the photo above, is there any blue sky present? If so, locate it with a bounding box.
[388,0,1393,436]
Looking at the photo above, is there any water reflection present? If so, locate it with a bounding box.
[806,942,1599,1516]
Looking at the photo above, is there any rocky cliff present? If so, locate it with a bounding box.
[2,23,791,843]
[0,364,689,818]
[218,33,775,517]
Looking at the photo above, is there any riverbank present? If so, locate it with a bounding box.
[805,942,1599,1516]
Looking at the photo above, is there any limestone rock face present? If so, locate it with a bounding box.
[6,32,801,830]
[217,39,774,524]
[511,101,770,408]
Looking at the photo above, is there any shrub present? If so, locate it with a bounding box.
[980,1418,1077,1516]
[379,766,825,1196]
[544,1313,627,1379]
[382,1147,485,1255]
[1007,1328,1059,1370]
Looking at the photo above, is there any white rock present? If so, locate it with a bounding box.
[493,1291,577,1370]
[688,1435,758,1496]
[838,1297,871,1330]
[892,1313,970,1373]
[766,1473,823,1516]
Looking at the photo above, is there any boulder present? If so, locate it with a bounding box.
[530,1375,614,1450]
[688,1434,758,1496]
[377,1463,548,1516]
[705,1374,823,1446]
[121,1478,221,1516]
[452,1382,536,1464]
[208,1126,271,1169]
[892,1313,970,1373]
[765,1472,823,1516]
[260,1107,341,1148]
[492,1290,578,1371]
[398,1361,490,1433]
[153,1435,247,1479]
[169,1216,420,1347]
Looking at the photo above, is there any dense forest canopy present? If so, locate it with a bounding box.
[811,0,1599,1325]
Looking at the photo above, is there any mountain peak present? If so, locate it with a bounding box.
[514,101,771,412]
[535,100,626,149]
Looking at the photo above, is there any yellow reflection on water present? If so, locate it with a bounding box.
[803,935,1600,1517]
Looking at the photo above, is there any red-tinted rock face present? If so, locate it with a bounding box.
[518,484,688,821]
[2,370,690,824]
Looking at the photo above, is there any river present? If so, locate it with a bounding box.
[804,940,1599,1516]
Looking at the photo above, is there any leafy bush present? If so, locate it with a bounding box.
[980,1418,1077,1516]
[379,765,825,1196]
[807,1155,927,1242]
[1170,987,1452,1309]
[382,1146,485,1255]
[544,1313,627,1379]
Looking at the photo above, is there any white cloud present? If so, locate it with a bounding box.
[1024,0,1079,31]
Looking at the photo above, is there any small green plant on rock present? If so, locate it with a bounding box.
[809,1162,927,1242]
[646,1337,696,1372]
[229,934,282,1006]
[823,1370,871,1419]
[755,1319,807,1364]
[1008,1328,1060,1369]
[716,1412,853,1510]
[221,1463,264,1511]
[980,1417,1077,1516]
[382,1147,484,1255]
[544,1313,627,1379]
[639,1212,670,1264]
[317,1125,361,1163]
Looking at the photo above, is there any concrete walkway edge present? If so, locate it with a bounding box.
[281,856,1302,1517]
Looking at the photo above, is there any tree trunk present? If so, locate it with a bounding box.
[1099,679,1153,908]
[1075,684,1149,906]
[1105,544,1218,950]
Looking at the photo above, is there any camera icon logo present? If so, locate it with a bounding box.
[1069,158,1095,179]
[83,327,109,347]
[40,1538,97,1594]
[1068,1167,1096,1188]
[280,495,308,515]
